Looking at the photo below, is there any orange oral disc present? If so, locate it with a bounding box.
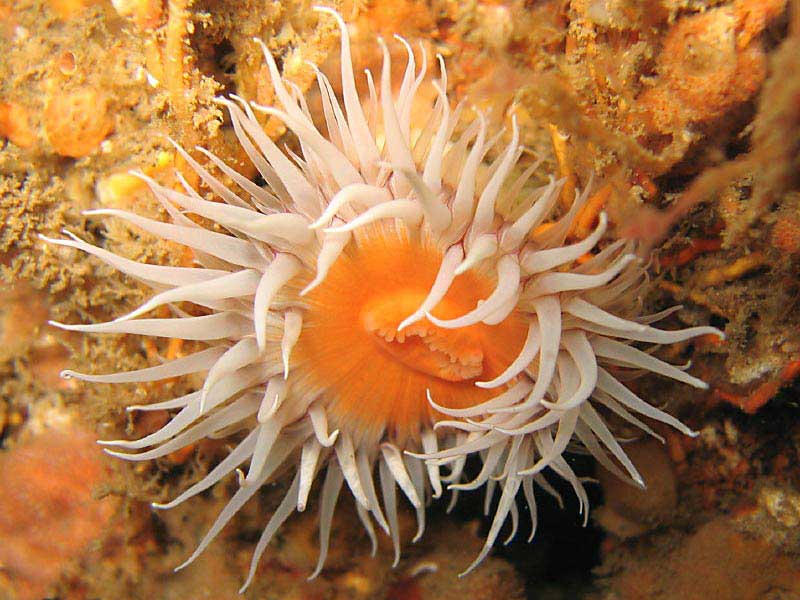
[293,224,527,442]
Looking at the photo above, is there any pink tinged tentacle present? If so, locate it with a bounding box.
[240,470,301,593]
[253,40,363,190]
[121,363,269,434]
[396,166,452,233]
[281,309,303,377]
[335,433,369,509]
[322,200,424,233]
[454,233,497,276]
[201,337,261,412]
[301,223,351,296]
[446,113,486,243]
[193,145,281,210]
[398,244,463,331]
[492,295,561,414]
[50,311,252,341]
[174,431,301,572]
[309,184,392,229]
[517,408,579,476]
[114,269,262,322]
[596,368,698,436]
[256,377,288,422]
[405,456,427,542]
[105,394,261,462]
[460,471,522,577]
[541,331,597,411]
[521,212,608,275]
[578,402,644,486]
[164,140,250,209]
[450,441,505,491]
[541,448,590,523]
[140,170,315,248]
[245,414,287,485]
[593,389,664,442]
[427,255,520,329]
[532,471,564,509]
[379,457,402,567]
[152,427,259,511]
[482,288,520,325]
[525,254,637,298]
[313,7,381,183]
[308,60,358,165]
[577,321,724,345]
[504,494,520,545]
[467,116,520,248]
[100,391,202,449]
[83,208,267,269]
[375,37,413,197]
[127,394,197,413]
[394,36,427,138]
[421,429,443,498]
[218,96,318,216]
[309,404,340,447]
[562,297,648,332]
[498,177,562,253]
[60,345,225,384]
[476,321,540,389]
[215,98,291,206]
[591,337,708,389]
[483,479,497,516]
[380,443,422,508]
[522,476,538,542]
[309,461,345,580]
[355,490,379,557]
[531,180,591,248]
[254,253,303,352]
[356,450,390,535]
[297,437,322,511]
[422,76,451,195]
[431,380,534,420]
[573,419,634,485]
[364,67,379,138]
[636,305,684,325]
[253,101,365,192]
[39,232,230,287]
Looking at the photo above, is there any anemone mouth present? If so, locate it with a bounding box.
[294,222,528,441]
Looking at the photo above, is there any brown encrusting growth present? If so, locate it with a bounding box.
[1,0,799,598]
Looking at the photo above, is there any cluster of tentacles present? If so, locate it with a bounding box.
[45,7,721,590]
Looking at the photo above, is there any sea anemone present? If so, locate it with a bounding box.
[44,6,721,590]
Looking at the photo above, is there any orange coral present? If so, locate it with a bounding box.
[43,89,113,158]
[638,5,768,134]
[0,427,118,600]
[0,101,36,149]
